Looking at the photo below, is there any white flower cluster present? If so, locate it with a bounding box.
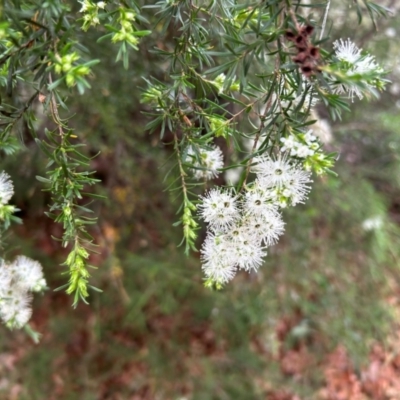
[0,256,46,329]
[0,171,14,205]
[280,130,320,159]
[186,145,224,180]
[198,155,312,285]
[333,38,383,101]
[0,171,46,330]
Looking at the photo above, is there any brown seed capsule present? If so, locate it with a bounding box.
[301,63,314,77]
[296,46,307,53]
[302,25,314,36]
[293,52,309,64]
[309,46,320,59]
[294,35,306,47]
[285,30,296,40]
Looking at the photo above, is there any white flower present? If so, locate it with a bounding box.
[334,38,361,64]
[252,155,294,188]
[333,38,382,101]
[201,234,237,283]
[282,167,313,206]
[333,82,363,101]
[10,256,46,292]
[303,130,317,144]
[198,188,239,231]
[354,54,379,75]
[280,134,317,158]
[0,171,14,204]
[280,136,298,155]
[242,188,277,217]
[225,223,254,243]
[0,256,46,330]
[0,262,12,298]
[0,286,32,329]
[243,213,285,246]
[186,145,224,180]
[202,259,237,284]
[200,226,266,279]
[234,240,266,271]
[97,1,106,8]
[296,145,314,158]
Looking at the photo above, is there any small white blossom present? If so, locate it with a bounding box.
[282,167,313,206]
[200,226,266,279]
[0,171,14,204]
[243,213,285,246]
[225,223,255,243]
[0,286,32,329]
[333,39,382,101]
[234,240,266,271]
[356,56,378,74]
[303,130,317,144]
[186,145,224,181]
[280,131,318,159]
[333,82,363,101]
[198,188,239,231]
[0,256,46,330]
[202,259,237,284]
[242,188,277,217]
[296,145,314,158]
[10,256,46,292]
[334,38,361,64]
[252,155,294,188]
[280,136,298,155]
[0,262,12,298]
[253,155,312,202]
[97,1,106,8]
[201,234,237,283]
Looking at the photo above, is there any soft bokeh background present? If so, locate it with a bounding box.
[2,1,400,399]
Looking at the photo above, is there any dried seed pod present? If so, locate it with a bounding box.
[285,30,296,40]
[293,52,309,64]
[301,63,314,77]
[309,46,320,59]
[301,25,314,36]
[294,35,306,47]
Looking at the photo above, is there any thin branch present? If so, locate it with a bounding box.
[320,0,331,40]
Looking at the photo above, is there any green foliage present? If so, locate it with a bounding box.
[0,0,399,395]
[0,0,398,362]
[0,0,148,303]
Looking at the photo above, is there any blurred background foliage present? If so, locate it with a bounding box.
[1,0,400,399]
